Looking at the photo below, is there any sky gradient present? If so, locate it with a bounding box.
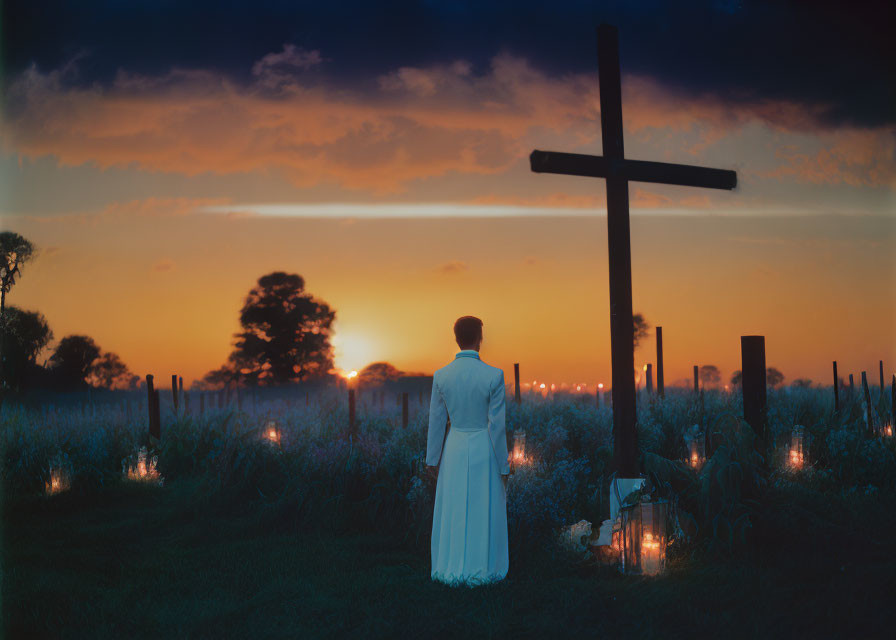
[2,1,894,389]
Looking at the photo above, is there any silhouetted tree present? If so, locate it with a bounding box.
[86,352,140,390]
[0,232,36,389]
[48,335,102,390]
[0,232,35,318]
[358,362,403,386]
[792,378,812,388]
[0,305,53,390]
[767,367,785,388]
[204,272,337,387]
[633,312,650,349]
[730,368,785,389]
[699,364,721,387]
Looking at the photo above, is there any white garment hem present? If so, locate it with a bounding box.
[430,570,507,588]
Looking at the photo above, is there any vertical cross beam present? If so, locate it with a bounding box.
[656,326,664,398]
[741,336,767,454]
[514,363,521,404]
[598,24,638,477]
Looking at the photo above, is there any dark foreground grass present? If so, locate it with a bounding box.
[4,481,896,640]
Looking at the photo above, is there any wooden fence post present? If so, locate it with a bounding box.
[849,374,855,394]
[693,365,699,393]
[891,374,895,425]
[741,336,767,456]
[171,374,178,411]
[514,363,521,404]
[595,385,601,408]
[146,374,155,435]
[151,388,161,441]
[880,360,885,398]
[833,360,840,413]
[656,326,664,398]
[646,363,653,395]
[402,392,409,429]
[861,371,873,436]
[348,388,356,436]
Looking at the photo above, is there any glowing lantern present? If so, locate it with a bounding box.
[511,431,527,465]
[882,423,893,438]
[44,467,71,496]
[683,425,705,470]
[619,498,669,576]
[123,446,163,485]
[788,425,806,469]
[264,420,282,446]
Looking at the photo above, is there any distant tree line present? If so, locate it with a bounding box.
[0,231,142,392]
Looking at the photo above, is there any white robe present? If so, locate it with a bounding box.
[426,350,510,586]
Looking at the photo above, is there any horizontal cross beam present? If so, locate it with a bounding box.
[530,150,737,190]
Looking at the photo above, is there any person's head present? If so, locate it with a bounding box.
[453,316,483,351]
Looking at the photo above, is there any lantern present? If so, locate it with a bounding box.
[264,420,282,446]
[123,446,163,485]
[878,421,893,438]
[44,467,71,496]
[619,498,668,576]
[512,431,527,465]
[683,425,705,470]
[788,425,806,469]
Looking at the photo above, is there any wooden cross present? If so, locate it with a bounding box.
[530,24,737,477]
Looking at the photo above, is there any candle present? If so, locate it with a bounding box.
[641,533,663,575]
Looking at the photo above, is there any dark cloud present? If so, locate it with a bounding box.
[3,0,893,127]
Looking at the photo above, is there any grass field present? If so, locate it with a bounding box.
[3,386,896,638]
[5,475,895,639]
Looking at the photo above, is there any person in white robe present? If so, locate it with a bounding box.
[426,315,510,586]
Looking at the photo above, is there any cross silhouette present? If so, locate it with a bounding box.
[530,24,737,477]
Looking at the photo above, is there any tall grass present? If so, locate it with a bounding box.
[2,384,894,560]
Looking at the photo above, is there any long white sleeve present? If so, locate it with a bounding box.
[487,370,510,475]
[426,377,449,466]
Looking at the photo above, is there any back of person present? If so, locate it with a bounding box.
[426,315,510,586]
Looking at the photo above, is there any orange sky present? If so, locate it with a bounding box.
[6,207,893,390]
[2,52,894,389]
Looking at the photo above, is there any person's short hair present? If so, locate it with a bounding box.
[454,316,483,349]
